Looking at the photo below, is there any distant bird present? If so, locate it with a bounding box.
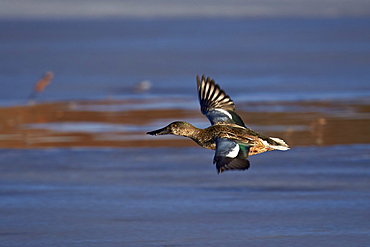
[147,75,290,173]
[29,71,54,100]
[134,80,151,93]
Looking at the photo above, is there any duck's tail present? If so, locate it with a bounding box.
[268,137,290,151]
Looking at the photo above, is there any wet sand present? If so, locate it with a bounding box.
[0,98,369,149]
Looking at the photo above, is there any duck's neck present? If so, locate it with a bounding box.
[181,127,215,149]
[179,126,202,139]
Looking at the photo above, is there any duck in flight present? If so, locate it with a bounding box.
[147,75,290,173]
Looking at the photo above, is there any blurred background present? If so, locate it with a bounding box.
[0,1,369,246]
[0,0,369,148]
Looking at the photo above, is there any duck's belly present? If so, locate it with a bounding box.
[193,138,216,150]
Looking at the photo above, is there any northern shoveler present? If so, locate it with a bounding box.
[147,75,290,173]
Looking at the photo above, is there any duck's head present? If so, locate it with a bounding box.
[146,121,195,136]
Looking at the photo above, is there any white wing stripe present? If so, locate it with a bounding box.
[215,109,233,120]
[226,144,239,158]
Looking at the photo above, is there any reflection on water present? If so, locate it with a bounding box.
[310,118,327,145]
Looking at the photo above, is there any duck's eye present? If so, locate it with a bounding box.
[173,124,178,127]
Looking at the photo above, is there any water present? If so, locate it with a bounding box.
[0,17,370,246]
[0,18,369,104]
[0,145,369,246]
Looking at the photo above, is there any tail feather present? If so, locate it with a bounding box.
[269,137,290,151]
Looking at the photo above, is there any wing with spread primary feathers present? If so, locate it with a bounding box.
[197,75,245,127]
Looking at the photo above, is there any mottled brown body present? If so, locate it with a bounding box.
[161,122,286,156]
[147,75,289,173]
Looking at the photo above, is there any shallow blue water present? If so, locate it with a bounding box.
[0,145,369,246]
[0,18,369,106]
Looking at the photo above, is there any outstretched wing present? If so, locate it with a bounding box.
[213,138,250,173]
[197,75,245,127]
